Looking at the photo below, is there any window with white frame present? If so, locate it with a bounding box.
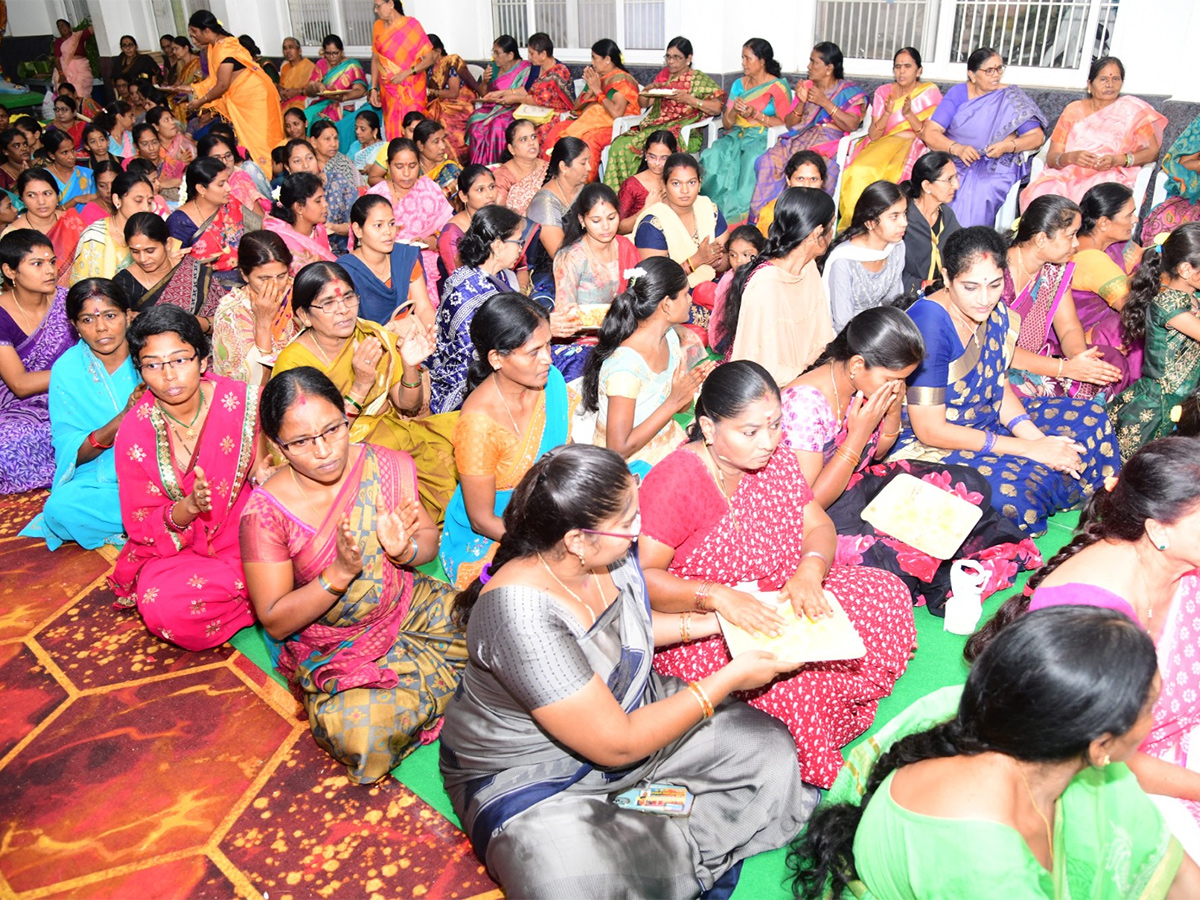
[815,0,1119,76]
[287,0,376,52]
[60,0,92,27]
[491,0,668,54]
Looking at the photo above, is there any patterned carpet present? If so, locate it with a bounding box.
[0,489,500,900]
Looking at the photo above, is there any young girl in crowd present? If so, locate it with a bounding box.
[822,180,909,332]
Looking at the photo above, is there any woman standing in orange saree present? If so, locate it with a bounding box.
[182,12,284,173]
[540,40,640,183]
[368,0,435,141]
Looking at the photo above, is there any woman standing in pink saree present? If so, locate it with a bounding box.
[368,0,435,141]
[53,19,94,100]
[365,138,452,302]
[1021,57,1166,210]
[112,305,264,651]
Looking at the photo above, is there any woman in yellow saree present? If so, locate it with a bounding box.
[272,261,458,523]
[368,0,436,142]
[539,40,640,183]
[838,48,942,227]
[183,12,284,172]
[425,34,476,163]
[277,37,315,114]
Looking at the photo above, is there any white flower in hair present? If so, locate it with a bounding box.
[623,267,647,282]
[271,185,282,202]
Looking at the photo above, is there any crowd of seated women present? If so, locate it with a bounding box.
[10,12,1200,898]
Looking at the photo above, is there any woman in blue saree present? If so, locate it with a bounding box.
[889,226,1119,535]
[921,47,1047,227]
[21,279,138,550]
[438,294,570,589]
[337,194,435,328]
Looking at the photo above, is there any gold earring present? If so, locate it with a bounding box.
[1098,753,1111,767]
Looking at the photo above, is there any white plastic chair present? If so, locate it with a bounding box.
[467,64,484,83]
[994,144,1040,231]
[1023,139,1156,217]
[599,112,647,180]
[828,109,875,236]
[679,116,714,150]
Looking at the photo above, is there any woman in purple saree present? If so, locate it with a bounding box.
[922,48,1046,228]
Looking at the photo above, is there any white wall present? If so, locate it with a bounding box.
[7,1,57,39]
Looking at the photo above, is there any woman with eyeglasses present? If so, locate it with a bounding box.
[242,366,465,782]
[438,293,571,589]
[212,231,296,386]
[111,304,267,649]
[920,47,1047,227]
[272,261,458,522]
[301,34,368,139]
[160,37,202,124]
[440,442,814,898]
[47,94,85,150]
[22,278,139,550]
[615,129,675,234]
[900,151,961,292]
[277,37,315,115]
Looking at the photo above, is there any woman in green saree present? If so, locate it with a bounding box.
[790,605,1200,900]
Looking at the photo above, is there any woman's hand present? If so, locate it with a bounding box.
[720,649,804,691]
[398,322,436,368]
[694,235,722,268]
[549,304,581,339]
[368,87,381,107]
[350,336,384,390]
[250,277,283,329]
[983,141,1011,159]
[710,584,786,637]
[668,90,693,105]
[125,383,147,412]
[792,81,811,107]
[1061,347,1121,385]
[1021,435,1084,477]
[953,143,981,165]
[901,94,914,117]
[376,497,421,560]
[845,383,900,444]
[668,358,714,412]
[251,457,284,487]
[779,568,832,621]
[183,465,213,516]
[582,65,602,95]
[330,513,364,583]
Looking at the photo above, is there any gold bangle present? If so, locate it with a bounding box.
[694,579,714,611]
[688,681,714,718]
[1056,357,1065,378]
[881,429,901,439]
[680,612,692,644]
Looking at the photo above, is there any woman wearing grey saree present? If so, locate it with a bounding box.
[439,444,816,899]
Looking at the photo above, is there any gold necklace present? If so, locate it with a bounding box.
[1017,765,1055,867]
[157,386,206,440]
[538,553,599,627]
[291,466,328,523]
[829,362,843,428]
[307,332,338,367]
[945,301,980,347]
[493,373,522,434]
[706,442,740,531]
[8,293,37,332]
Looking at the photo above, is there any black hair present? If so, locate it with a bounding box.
[498,117,537,164]
[687,359,780,441]
[793,605,1158,899]
[666,36,694,58]
[894,46,923,68]
[56,82,77,95]
[581,257,689,412]
[124,157,158,183]
[128,302,210,360]
[309,118,337,141]
[384,137,419,166]
[559,183,620,251]
[413,118,446,152]
[527,33,554,55]
[238,229,293,276]
[941,225,1008,282]
[1013,194,1081,247]
[716,187,835,355]
[427,34,446,54]
[376,0,404,12]
[355,109,381,140]
[661,151,701,184]
[172,36,192,51]
[457,163,494,198]
[1078,182,1134,237]
[291,261,352,314]
[144,105,172,130]
[828,180,906,252]
[15,167,57,198]
[465,291,549,392]
[81,124,110,163]
[53,95,77,113]
[67,278,130,319]
[458,205,523,268]
[635,129,677,174]
[119,35,137,48]
[544,136,589,184]
[1088,55,1125,83]
[0,228,53,280]
[283,138,317,169]
[493,35,520,58]
[188,10,232,37]
[131,122,157,148]
[967,46,1002,72]
[91,159,121,183]
[727,223,767,257]
[283,107,308,131]
[743,39,783,78]
[123,210,168,245]
[453,443,635,624]
[197,132,242,163]
[271,172,324,226]
[901,150,955,200]
[0,128,24,158]
[402,111,427,131]
[321,33,344,51]
[111,169,152,202]
[184,155,227,198]
[129,77,162,106]
[785,150,827,182]
[259,366,345,442]
[238,35,262,57]
[810,306,925,375]
[1123,222,1200,344]
[102,101,132,133]
[41,130,74,157]
[591,38,625,71]
[812,41,846,79]
[349,193,394,232]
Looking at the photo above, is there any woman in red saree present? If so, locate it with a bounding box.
[540,40,640,184]
[369,1,435,141]
[113,305,265,650]
[3,168,86,283]
[638,361,915,788]
[242,367,465,783]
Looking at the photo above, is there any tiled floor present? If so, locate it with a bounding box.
[0,490,500,900]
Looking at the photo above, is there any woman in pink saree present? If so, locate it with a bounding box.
[368,1,435,141]
[53,19,94,100]
[1021,57,1166,210]
[463,36,534,166]
[112,305,264,651]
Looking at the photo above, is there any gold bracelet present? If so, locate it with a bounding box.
[881,429,901,439]
[1056,357,1065,378]
[694,579,714,611]
[688,681,714,718]
[680,612,692,644]
[835,446,861,467]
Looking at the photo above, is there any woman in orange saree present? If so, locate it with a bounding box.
[540,40,639,183]
[278,37,315,114]
[368,1,435,141]
[183,12,284,173]
[425,35,476,163]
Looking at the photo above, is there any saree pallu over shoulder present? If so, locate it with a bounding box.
[193,37,284,170]
[463,60,533,166]
[633,198,720,286]
[374,16,434,137]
